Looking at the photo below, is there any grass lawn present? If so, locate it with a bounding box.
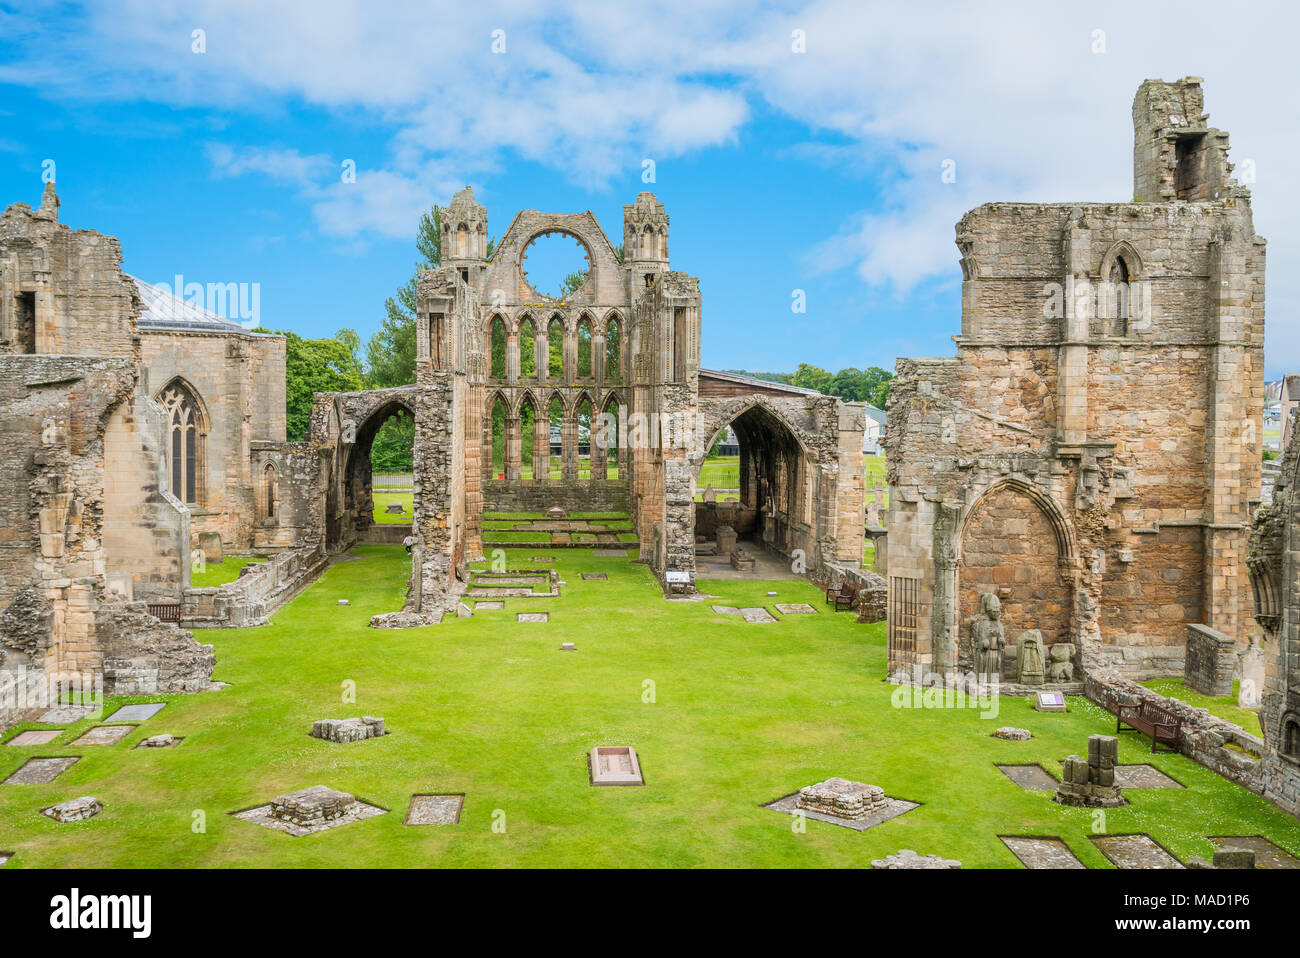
[190,556,265,588]
[4,544,1296,868]
[1141,678,1263,735]
[373,492,413,524]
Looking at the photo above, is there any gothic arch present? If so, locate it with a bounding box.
[155,376,209,506]
[958,476,1077,563]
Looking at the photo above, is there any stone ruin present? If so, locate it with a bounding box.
[42,796,102,823]
[992,727,1032,741]
[270,785,356,827]
[871,849,961,870]
[796,777,887,820]
[310,716,386,743]
[885,78,1264,683]
[1054,735,1126,808]
[1187,847,1256,870]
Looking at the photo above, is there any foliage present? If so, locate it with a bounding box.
[256,326,365,440]
[791,362,893,408]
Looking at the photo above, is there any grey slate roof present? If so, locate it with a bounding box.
[129,275,264,334]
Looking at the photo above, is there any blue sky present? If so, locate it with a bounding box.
[1,1,1296,377]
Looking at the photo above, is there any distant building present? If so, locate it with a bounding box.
[862,405,887,455]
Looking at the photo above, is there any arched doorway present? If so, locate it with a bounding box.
[338,399,416,548]
[957,481,1074,677]
[694,401,812,564]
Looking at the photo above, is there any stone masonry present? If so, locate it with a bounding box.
[884,78,1264,682]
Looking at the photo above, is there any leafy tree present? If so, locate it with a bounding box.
[791,363,832,393]
[364,203,495,389]
[256,327,365,440]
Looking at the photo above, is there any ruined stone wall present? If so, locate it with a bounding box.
[0,187,140,360]
[483,479,629,513]
[886,79,1264,681]
[139,328,287,554]
[102,391,190,600]
[249,441,320,551]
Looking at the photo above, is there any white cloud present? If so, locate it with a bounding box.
[2,0,1297,368]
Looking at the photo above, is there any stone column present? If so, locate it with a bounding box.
[1058,215,1091,445]
[532,416,549,481]
[562,408,579,481]
[506,329,519,381]
[593,333,606,382]
[505,415,522,481]
[592,412,608,481]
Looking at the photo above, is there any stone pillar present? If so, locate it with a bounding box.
[1058,215,1091,445]
[532,414,548,481]
[505,329,519,381]
[538,328,550,382]
[562,409,579,481]
[593,333,606,382]
[592,416,608,481]
[505,415,522,481]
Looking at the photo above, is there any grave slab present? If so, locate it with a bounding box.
[871,849,961,869]
[135,734,181,749]
[996,763,1059,790]
[475,601,505,610]
[581,573,608,581]
[1091,834,1184,869]
[105,703,166,722]
[517,612,549,623]
[594,549,630,557]
[1113,765,1183,789]
[711,605,740,615]
[774,603,818,614]
[1208,836,1300,869]
[992,727,1033,741]
[3,756,79,785]
[1001,836,1086,869]
[740,607,777,623]
[405,794,464,825]
[38,706,94,724]
[42,796,102,823]
[6,730,61,746]
[70,725,135,747]
[589,746,644,786]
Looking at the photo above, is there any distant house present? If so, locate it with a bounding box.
[1282,375,1300,451]
[862,405,887,455]
[716,427,739,457]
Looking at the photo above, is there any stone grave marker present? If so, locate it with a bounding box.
[404,794,464,826]
[3,756,79,785]
[105,703,166,722]
[871,849,961,869]
[765,777,919,831]
[996,763,1059,790]
[1000,836,1085,869]
[310,717,386,743]
[1208,836,1300,869]
[1090,834,1183,869]
[135,734,181,749]
[1033,691,1067,713]
[42,796,102,823]
[581,573,607,580]
[233,785,386,837]
[38,706,93,724]
[775,603,817,614]
[517,612,548,623]
[992,727,1032,740]
[1113,764,1183,788]
[589,746,644,786]
[6,729,62,746]
[70,725,135,747]
[475,600,505,610]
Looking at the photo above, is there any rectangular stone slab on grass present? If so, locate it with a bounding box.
[6,729,62,746]
[2,756,79,785]
[589,746,644,786]
[1000,836,1086,869]
[38,706,94,724]
[233,786,387,837]
[405,794,464,825]
[1209,836,1300,869]
[517,612,549,623]
[69,725,136,747]
[996,763,1059,790]
[774,603,818,614]
[1113,764,1183,789]
[475,601,505,610]
[1090,834,1184,869]
[105,703,166,722]
[581,573,607,580]
[593,549,630,557]
[740,607,777,623]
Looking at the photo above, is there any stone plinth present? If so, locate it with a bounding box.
[270,785,356,826]
[589,746,644,786]
[1054,735,1126,808]
[797,777,887,819]
[311,716,386,743]
[1185,623,1236,697]
[871,849,961,869]
[43,796,102,823]
[715,525,737,556]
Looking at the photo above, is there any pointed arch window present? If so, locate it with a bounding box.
[156,380,205,505]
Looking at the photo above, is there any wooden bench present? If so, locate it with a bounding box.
[1115,700,1182,753]
[825,582,859,612]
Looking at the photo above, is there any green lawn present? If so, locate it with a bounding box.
[373,492,413,524]
[3,544,1297,868]
[189,556,266,588]
[1141,678,1263,735]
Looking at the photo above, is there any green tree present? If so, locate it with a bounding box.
[791,363,832,393]
[256,327,365,439]
[364,203,496,389]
